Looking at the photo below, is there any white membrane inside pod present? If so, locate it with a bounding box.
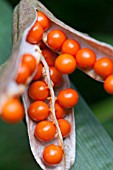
[0,12,42,111]
[23,55,76,170]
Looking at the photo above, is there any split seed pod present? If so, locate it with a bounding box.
[0,0,113,169]
[0,0,42,112]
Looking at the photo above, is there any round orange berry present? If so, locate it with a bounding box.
[33,62,43,81]
[2,98,24,123]
[39,41,47,50]
[50,67,62,86]
[104,75,113,94]
[55,103,66,119]
[28,81,49,101]
[76,48,96,69]
[28,101,49,121]
[22,54,36,74]
[62,39,80,56]
[58,119,71,138]
[37,11,50,30]
[16,64,30,84]
[43,144,64,165]
[94,57,113,78]
[26,20,44,44]
[55,54,76,74]
[57,88,79,108]
[47,30,66,50]
[42,49,57,67]
[35,121,56,142]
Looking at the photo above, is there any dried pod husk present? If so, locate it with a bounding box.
[33,0,113,82]
[22,1,113,169]
[23,55,75,170]
[0,0,41,112]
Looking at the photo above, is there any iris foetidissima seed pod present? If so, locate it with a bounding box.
[0,0,113,170]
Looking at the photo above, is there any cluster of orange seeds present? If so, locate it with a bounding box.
[26,10,113,94]
[1,8,113,167]
[28,76,78,165]
[26,11,79,165]
[47,28,113,94]
[1,54,37,123]
[46,27,113,94]
[26,11,113,165]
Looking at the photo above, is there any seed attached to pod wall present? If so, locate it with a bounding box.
[33,62,43,81]
[76,48,96,69]
[37,11,50,30]
[35,120,56,142]
[55,102,66,119]
[26,20,44,44]
[104,75,113,94]
[2,98,24,123]
[62,39,80,56]
[50,67,63,86]
[28,101,50,121]
[94,57,113,78]
[42,49,57,67]
[57,88,79,108]
[39,41,47,50]
[58,119,71,138]
[22,54,36,74]
[43,144,64,165]
[16,63,30,84]
[47,29,67,50]
[55,54,76,74]
[29,81,49,101]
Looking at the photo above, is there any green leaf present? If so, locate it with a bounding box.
[91,96,113,140]
[72,86,113,170]
[0,0,12,64]
[1,1,113,170]
[91,96,113,123]
[102,119,113,139]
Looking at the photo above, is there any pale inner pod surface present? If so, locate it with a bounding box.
[1,1,76,169]
[0,12,41,112]
[21,2,77,169]
[33,0,113,82]
[22,1,113,168]
[23,54,75,170]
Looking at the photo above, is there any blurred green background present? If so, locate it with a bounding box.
[1,0,113,169]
